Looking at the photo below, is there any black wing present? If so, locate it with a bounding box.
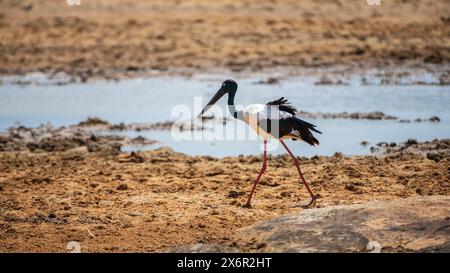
[265,97,322,145]
[266,97,297,116]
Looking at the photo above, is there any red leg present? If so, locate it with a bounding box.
[280,140,318,207]
[244,140,267,208]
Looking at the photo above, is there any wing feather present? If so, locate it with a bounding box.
[266,97,297,116]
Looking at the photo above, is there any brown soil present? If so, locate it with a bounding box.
[1,0,449,253]
[0,132,449,252]
[0,0,449,81]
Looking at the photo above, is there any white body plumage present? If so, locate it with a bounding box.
[242,104,297,140]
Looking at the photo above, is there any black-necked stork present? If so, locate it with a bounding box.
[199,79,321,208]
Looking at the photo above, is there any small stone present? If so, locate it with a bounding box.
[266,77,279,84]
[228,191,239,198]
[256,242,267,249]
[429,116,440,123]
[345,183,357,192]
[280,192,291,198]
[117,184,128,191]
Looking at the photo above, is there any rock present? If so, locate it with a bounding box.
[117,151,146,163]
[238,196,450,253]
[165,197,450,253]
[427,153,443,162]
[280,192,291,198]
[265,78,279,84]
[116,184,128,191]
[424,52,442,64]
[256,77,280,85]
[405,139,418,146]
[165,243,239,253]
[30,177,52,184]
[77,117,109,127]
[429,116,440,123]
[344,182,357,192]
[228,191,243,198]
[62,146,88,161]
[417,241,450,253]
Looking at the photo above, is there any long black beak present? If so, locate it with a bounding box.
[198,87,227,117]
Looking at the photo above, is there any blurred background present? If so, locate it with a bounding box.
[0,0,449,156]
[1,0,449,76]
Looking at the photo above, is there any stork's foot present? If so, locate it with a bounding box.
[300,195,318,209]
[243,202,252,209]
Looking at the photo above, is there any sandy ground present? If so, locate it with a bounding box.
[0,121,449,252]
[0,0,449,81]
[1,0,449,253]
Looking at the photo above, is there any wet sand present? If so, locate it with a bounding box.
[0,121,449,252]
[0,0,449,82]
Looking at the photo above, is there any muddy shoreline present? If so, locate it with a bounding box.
[0,114,442,153]
[1,63,449,86]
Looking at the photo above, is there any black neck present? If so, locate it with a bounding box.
[227,91,242,120]
[227,90,235,106]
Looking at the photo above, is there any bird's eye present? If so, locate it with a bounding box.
[222,83,226,87]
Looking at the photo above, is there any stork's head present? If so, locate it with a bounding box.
[221,79,238,93]
[199,79,238,116]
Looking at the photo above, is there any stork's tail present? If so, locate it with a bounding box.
[290,117,321,146]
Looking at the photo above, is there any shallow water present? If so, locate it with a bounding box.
[1,76,449,157]
[115,119,450,157]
